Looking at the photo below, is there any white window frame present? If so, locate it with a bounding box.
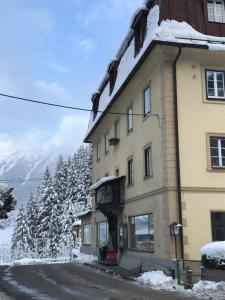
[114,118,120,138]
[210,137,225,168]
[105,131,109,154]
[127,106,133,132]
[83,224,91,245]
[207,0,225,23]
[144,146,152,178]
[143,86,151,117]
[130,213,154,251]
[206,70,225,99]
[97,222,108,246]
[96,141,100,161]
[128,158,134,185]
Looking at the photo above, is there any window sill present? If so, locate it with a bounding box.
[144,175,153,181]
[143,113,151,122]
[129,248,154,254]
[208,20,225,24]
[205,97,225,103]
[127,129,133,136]
[127,183,134,188]
[207,167,225,172]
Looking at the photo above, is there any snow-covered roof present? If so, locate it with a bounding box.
[76,209,92,219]
[201,241,225,260]
[90,176,118,191]
[84,3,225,142]
[73,220,81,226]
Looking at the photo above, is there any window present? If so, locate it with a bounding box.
[96,141,100,161]
[114,119,120,138]
[206,70,225,99]
[131,9,148,56]
[131,214,154,251]
[211,212,225,241]
[128,158,134,185]
[97,222,108,246]
[127,106,133,132]
[83,224,91,245]
[210,137,225,168]
[144,146,152,177]
[144,86,151,117]
[105,131,109,154]
[115,168,119,177]
[207,0,225,23]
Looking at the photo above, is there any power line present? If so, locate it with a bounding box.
[0,178,42,183]
[0,92,159,118]
[1,92,144,116]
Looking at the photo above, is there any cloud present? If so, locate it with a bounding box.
[47,114,89,153]
[77,0,143,26]
[49,63,70,73]
[78,38,95,52]
[0,114,89,162]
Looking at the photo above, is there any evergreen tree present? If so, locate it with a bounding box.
[11,204,29,259]
[36,168,56,258]
[26,192,39,257]
[0,187,16,220]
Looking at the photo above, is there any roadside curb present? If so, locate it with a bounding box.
[83,262,136,282]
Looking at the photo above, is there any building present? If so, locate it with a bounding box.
[82,0,225,271]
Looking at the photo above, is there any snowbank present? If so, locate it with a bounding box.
[137,271,181,291]
[201,241,225,260]
[137,271,225,300]
[72,248,97,265]
[11,258,47,266]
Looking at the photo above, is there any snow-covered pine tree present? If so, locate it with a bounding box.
[49,155,68,258]
[11,204,29,259]
[26,192,39,258]
[36,167,57,258]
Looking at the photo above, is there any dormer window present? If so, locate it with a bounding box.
[92,92,101,121]
[131,7,149,57]
[107,60,119,95]
[207,0,225,23]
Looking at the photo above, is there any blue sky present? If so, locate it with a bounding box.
[0,0,143,155]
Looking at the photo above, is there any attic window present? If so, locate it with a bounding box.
[92,92,100,121]
[207,0,225,23]
[131,8,149,57]
[108,60,119,95]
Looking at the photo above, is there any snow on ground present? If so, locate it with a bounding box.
[137,271,225,300]
[11,258,47,266]
[72,248,97,265]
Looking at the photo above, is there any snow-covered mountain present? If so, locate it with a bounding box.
[0,150,60,204]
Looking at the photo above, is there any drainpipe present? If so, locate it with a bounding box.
[173,47,184,259]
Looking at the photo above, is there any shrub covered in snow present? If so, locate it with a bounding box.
[201,241,225,269]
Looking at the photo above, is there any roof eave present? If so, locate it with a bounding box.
[84,40,208,143]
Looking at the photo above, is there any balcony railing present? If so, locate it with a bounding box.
[93,176,125,210]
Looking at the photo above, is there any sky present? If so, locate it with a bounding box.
[0,0,143,156]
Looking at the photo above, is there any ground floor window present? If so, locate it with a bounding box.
[97,222,108,246]
[83,224,91,245]
[130,213,154,251]
[211,212,225,241]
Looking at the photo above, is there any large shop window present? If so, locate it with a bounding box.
[211,212,225,241]
[97,222,108,246]
[210,136,225,168]
[83,224,91,245]
[207,0,225,23]
[131,214,154,251]
[206,70,225,100]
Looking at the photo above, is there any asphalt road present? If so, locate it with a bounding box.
[0,262,197,300]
